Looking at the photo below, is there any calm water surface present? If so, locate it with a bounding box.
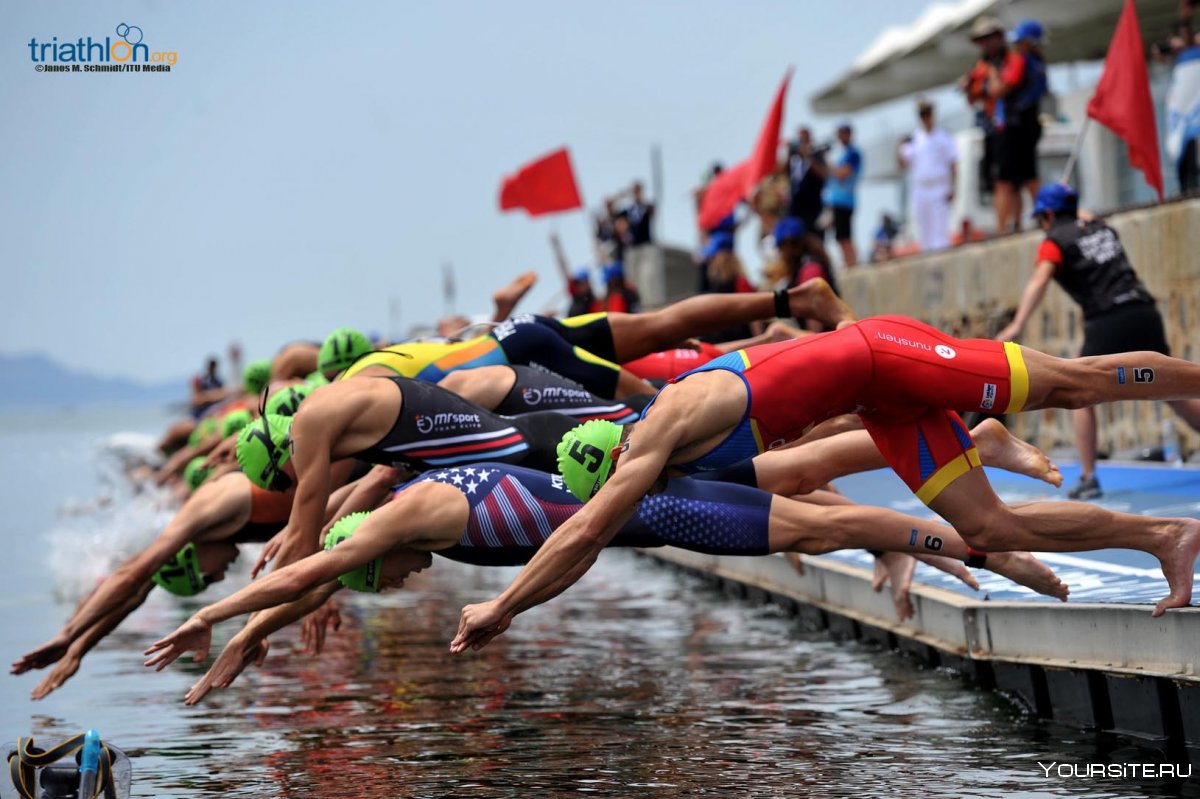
[1,408,1195,798]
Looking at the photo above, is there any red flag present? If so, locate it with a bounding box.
[698,69,793,231]
[498,147,583,217]
[1087,0,1163,200]
[696,160,751,231]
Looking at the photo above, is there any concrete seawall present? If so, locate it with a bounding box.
[641,547,1200,752]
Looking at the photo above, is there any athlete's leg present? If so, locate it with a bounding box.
[927,467,1200,615]
[605,278,853,362]
[765,494,1067,600]
[1020,348,1200,410]
[437,366,517,411]
[750,417,1060,497]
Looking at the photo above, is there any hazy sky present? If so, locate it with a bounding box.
[5,0,950,383]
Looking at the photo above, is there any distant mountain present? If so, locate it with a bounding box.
[0,353,186,409]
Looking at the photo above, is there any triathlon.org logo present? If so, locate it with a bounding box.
[522,386,593,406]
[414,412,482,435]
[1038,762,1192,779]
[28,24,178,72]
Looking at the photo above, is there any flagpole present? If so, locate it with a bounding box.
[1060,116,1092,184]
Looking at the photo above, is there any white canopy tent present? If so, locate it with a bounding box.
[810,0,1183,113]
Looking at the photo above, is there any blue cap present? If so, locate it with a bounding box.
[711,212,737,234]
[1010,19,1044,42]
[602,261,625,283]
[572,266,590,283]
[1033,183,1078,216]
[773,216,806,244]
[836,120,853,132]
[701,231,735,260]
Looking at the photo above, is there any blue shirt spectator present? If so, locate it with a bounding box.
[824,125,862,210]
[823,123,862,266]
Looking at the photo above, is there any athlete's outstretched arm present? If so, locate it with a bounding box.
[450,420,684,653]
[184,581,341,705]
[11,473,250,676]
[29,583,155,700]
[273,435,334,570]
[144,543,356,671]
[147,481,466,669]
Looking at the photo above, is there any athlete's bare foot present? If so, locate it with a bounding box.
[1153,518,1200,616]
[972,418,1062,488]
[914,554,979,591]
[787,278,855,328]
[492,271,539,321]
[764,320,805,342]
[985,551,1069,601]
[872,552,916,620]
[784,552,805,576]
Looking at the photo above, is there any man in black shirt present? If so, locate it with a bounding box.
[787,127,827,233]
[624,181,654,245]
[997,184,1200,498]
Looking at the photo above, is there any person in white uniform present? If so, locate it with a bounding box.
[897,100,958,252]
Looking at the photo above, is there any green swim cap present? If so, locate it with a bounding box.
[556,419,624,502]
[243,359,272,396]
[187,416,218,447]
[305,370,329,387]
[318,327,372,376]
[235,414,294,491]
[322,511,382,593]
[183,456,212,491]
[220,408,253,438]
[152,542,206,597]
[264,383,312,417]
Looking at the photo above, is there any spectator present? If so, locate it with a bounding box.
[952,218,987,246]
[696,231,756,342]
[823,122,862,267]
[774,216,840,331]
[190,356,225,417]
[1161,4,1200,193]
[870,213,900,263]
[593,198,623,266]
[962,16,1046,233]
[787,126,828,233]
[622,182,655,245]
[598,262,639,314]
[995,183,1200,498]
[897,100,959,252]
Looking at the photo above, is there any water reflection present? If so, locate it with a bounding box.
[13,554,1187,797]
